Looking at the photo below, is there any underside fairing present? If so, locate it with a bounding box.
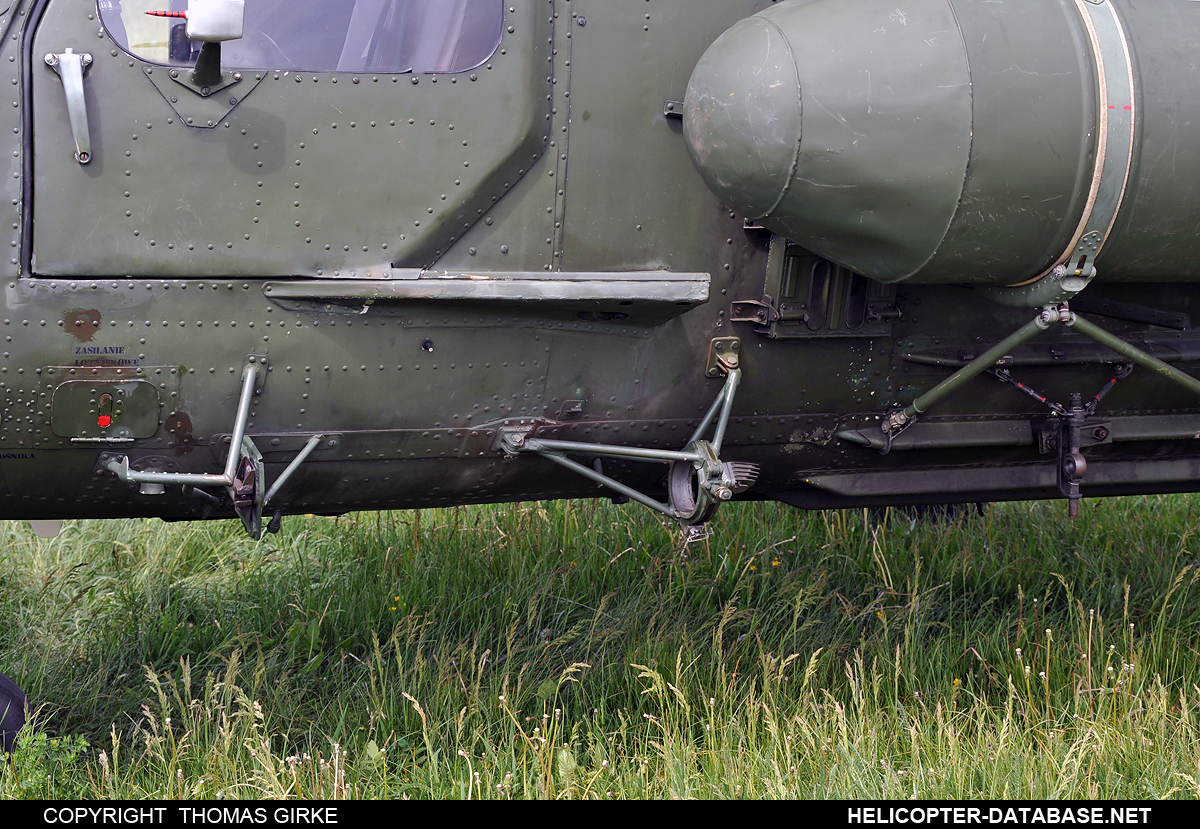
[6,275,1200,521]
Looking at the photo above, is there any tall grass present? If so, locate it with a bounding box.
[1,496,1199,798]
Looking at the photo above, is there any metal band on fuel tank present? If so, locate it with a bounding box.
[1011,0,1135,291]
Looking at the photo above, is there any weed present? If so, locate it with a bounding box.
[1,496,1198,798]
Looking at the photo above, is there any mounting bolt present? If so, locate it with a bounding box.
[1092,426,1110,441]
[170,69,178,79]
[715,487,733,501]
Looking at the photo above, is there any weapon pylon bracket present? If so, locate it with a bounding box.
[501,339,758,526]
[990,363,1132,517]
[880,303,1200,514]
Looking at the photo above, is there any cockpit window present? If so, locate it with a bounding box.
[97,0,505,73]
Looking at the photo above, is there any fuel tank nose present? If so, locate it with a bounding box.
[682,16,803,221]
[683,0,975,283]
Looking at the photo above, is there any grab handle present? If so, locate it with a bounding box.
[44,49,93,164]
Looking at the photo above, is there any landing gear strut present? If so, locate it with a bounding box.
[500,338,758,527]
[105,356,325,540]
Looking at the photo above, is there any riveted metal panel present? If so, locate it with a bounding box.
[49,376,159,437]
[29,0,550,276]
[435,0,570,274]
[9,1,1200,527]
[35,363,177,446]
[559,0,771,275]
[0,1,28,279]
[0,379,38,448]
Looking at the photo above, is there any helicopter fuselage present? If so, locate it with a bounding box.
[5,0,1200,535]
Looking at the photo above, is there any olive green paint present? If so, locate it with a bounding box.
[4,0,1200,527]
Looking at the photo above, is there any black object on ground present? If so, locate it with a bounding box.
[0,671,26,753]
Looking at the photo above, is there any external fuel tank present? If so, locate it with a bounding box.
[682,0,1200,286]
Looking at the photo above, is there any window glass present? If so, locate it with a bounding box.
[97,0,504,73]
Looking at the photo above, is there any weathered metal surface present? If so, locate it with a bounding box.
[684,0,974,282]
[29,0,549,276]
[50,377,159,438]
[5,0,1200,528]
[261,271,710,319]
[902,332,1200,368]
[681,0,1200,286]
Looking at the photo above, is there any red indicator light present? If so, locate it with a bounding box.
[98,393,114,430]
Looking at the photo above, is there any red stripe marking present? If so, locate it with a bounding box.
[1124,105,1132,110]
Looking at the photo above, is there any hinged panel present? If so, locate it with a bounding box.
[33,365,181,448]
[30,0,549,277]
[50,378,160,438]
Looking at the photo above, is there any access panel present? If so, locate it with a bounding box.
[29,0,549,277]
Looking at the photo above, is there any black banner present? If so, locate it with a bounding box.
[31,805,343,825]
[2,801,1188,819]
[839,805,1160,825]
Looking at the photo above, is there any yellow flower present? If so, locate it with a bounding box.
[952,678,961,686]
